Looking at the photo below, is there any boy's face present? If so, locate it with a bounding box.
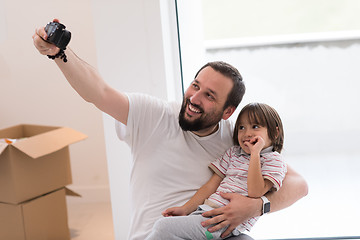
[178,67,234,135]
[236,114,273,154]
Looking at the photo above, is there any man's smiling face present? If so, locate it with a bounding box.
[178,66,234,136]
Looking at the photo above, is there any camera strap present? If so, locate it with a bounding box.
[47,48,68,63]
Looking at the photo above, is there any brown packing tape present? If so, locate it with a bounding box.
[12,127,87,159]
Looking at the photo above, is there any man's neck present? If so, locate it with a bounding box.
[191,123,219,137]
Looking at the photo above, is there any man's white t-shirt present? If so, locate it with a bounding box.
[116,93,234,240]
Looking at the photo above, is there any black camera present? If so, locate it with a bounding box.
[44,22,71,50]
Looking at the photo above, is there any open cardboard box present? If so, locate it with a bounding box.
[0,124,87,204]
[0,187,80,240]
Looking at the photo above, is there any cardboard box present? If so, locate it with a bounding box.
[0,187,74,240]
[0,124,87,204]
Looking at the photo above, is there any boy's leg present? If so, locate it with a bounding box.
[227,234,254,240]
[146,214,225,240]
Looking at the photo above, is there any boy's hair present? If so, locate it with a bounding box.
[233,102,284,153]
[194,61,246,110]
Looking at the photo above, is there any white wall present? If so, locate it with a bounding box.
[1,1,183,239]
[91,1,182,239]
[0,0,110,203]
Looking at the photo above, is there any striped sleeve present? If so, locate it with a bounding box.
[208,147,234,179]
[261,152,287,191]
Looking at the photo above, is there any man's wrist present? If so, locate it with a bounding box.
[254,197,263,217]
[47,48,68,62]
[260,196,271,215]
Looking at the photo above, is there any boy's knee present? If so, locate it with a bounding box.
[148,217,178,239]
[152,217,171,232]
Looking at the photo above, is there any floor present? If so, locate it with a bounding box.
[67,201,115,240]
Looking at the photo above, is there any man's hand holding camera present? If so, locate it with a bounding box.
[33,19,71,62]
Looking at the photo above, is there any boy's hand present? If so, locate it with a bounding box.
[162,206,187,217]
[244,136,265,155]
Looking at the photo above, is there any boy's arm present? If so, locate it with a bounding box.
[202,164,308,238]
[163,173,222,216]
[247,152,273,198]
[32,21,129,125]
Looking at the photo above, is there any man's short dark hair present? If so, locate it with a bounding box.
[194,61,245,109]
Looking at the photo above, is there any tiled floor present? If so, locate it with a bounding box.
[67,201,115,240]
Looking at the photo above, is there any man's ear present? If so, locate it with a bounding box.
[222,106,236,120]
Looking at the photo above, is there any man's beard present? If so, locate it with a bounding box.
[178,98,223,132]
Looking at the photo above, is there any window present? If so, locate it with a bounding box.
[176,1,360,239]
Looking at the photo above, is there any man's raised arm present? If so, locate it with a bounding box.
[32,20,129,125]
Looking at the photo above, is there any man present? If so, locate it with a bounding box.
[33,20,308,240]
